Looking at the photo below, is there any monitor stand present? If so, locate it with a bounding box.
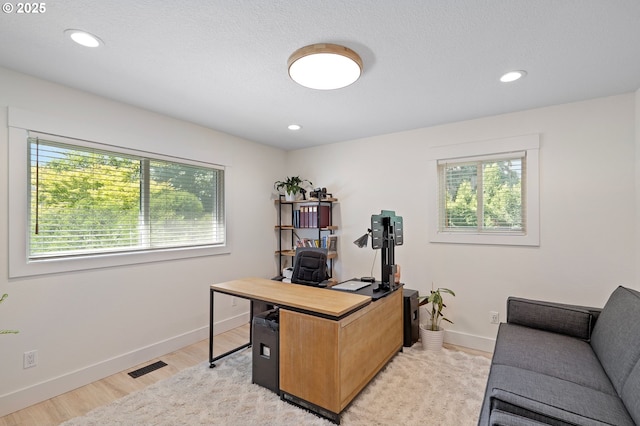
[341,279,398,300]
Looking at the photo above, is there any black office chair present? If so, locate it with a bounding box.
[290,247,329,287]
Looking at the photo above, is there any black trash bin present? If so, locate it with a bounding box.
[252,308,279,394]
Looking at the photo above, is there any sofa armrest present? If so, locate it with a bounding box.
[507,297,601,341]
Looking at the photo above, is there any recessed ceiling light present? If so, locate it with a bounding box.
[500,70,527,83]
[65,29,103,48]
[288,124,302,131]
[288,43,363,90]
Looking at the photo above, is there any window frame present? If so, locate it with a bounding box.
[9,118,231,278]
[427,134,540,246]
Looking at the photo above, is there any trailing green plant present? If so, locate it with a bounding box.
[274,176,312,196]
[1,293,19,335]
[418,285,455,331]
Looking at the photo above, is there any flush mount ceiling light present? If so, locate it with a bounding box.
[288,124,302,131]
[288,43,363,90]
[65,29,103,48]
[500,70,527,83]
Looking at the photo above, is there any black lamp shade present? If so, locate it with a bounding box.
[353,233,369,248]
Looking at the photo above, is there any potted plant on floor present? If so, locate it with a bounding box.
[418,286,455,351]
[274,176,312,201]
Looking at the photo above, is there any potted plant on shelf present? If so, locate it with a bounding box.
[418,286,455,351]
[1,294,19,335]
[274,176,312,201]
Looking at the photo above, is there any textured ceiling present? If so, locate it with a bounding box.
[1,1,639,150]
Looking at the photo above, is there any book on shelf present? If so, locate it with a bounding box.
[293,209,300,228]
[318,205,330,228]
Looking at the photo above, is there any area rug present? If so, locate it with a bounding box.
[61,345,491,426]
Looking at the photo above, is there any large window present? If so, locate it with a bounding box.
[28,137,225,259]
[428,134,539,246]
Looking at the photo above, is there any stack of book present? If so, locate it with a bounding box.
[293,205,330,228]
[295,235,337,251]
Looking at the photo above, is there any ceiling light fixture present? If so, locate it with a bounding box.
[65,29,103,48]
[288,124,302,131]
[288,43,363,90]
[500,70,527,83]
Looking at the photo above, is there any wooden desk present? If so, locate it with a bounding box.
[212,277,371,318]
[209,277,403,423]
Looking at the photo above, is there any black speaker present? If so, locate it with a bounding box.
[403,289,419,347]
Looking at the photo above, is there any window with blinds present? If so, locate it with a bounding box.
[438,152,525,234]
[28,137,225,259]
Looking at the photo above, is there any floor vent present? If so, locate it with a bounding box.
[128,360,168,378]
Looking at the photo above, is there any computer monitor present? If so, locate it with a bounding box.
[371,210,403,249]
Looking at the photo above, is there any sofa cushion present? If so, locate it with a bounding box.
[621,359,640,425]
[489,409,551,426]
[507,297,596,340]
[591,286,640,395]
[487,365,634,426]
[492,323,616,395]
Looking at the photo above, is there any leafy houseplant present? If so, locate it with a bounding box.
[418,286,454,351]
[419,287,455,331]
[274,176,312,201]
[1,293,19,335]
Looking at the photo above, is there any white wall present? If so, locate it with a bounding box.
[636,89,640,283]
[288,93,638,352]
[0,67,285,415]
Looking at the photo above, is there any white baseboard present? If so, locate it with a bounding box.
[444,329,496,354]
[0,312,250,417]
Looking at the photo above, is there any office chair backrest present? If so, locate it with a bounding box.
[291,248,328,287]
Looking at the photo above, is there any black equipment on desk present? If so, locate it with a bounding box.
[370,210,403,292]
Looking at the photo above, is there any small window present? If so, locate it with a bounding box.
[428,134,539,246]
[438,152,525,234]
[28,136,225,260]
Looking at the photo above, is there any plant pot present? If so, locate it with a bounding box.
[419,323,444,351]
[285,191,297,202]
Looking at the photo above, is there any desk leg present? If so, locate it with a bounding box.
[209,288,252,368]
[209,288,215,368]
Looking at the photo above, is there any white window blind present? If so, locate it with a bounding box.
[437,152,525,234]
[28,137,225,259]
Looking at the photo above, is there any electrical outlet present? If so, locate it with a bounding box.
[489,311,500,324]
[23,350,38,369]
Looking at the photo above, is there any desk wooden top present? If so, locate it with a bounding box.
[211,277,371,318]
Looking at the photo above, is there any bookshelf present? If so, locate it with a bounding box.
[275,195,338,284]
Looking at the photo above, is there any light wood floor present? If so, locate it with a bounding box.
[0,325,251,426]
[1,324,491,426]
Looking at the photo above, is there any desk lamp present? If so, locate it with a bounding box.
[353,229,376,283]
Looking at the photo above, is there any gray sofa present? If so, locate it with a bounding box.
[478,286,640,425]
